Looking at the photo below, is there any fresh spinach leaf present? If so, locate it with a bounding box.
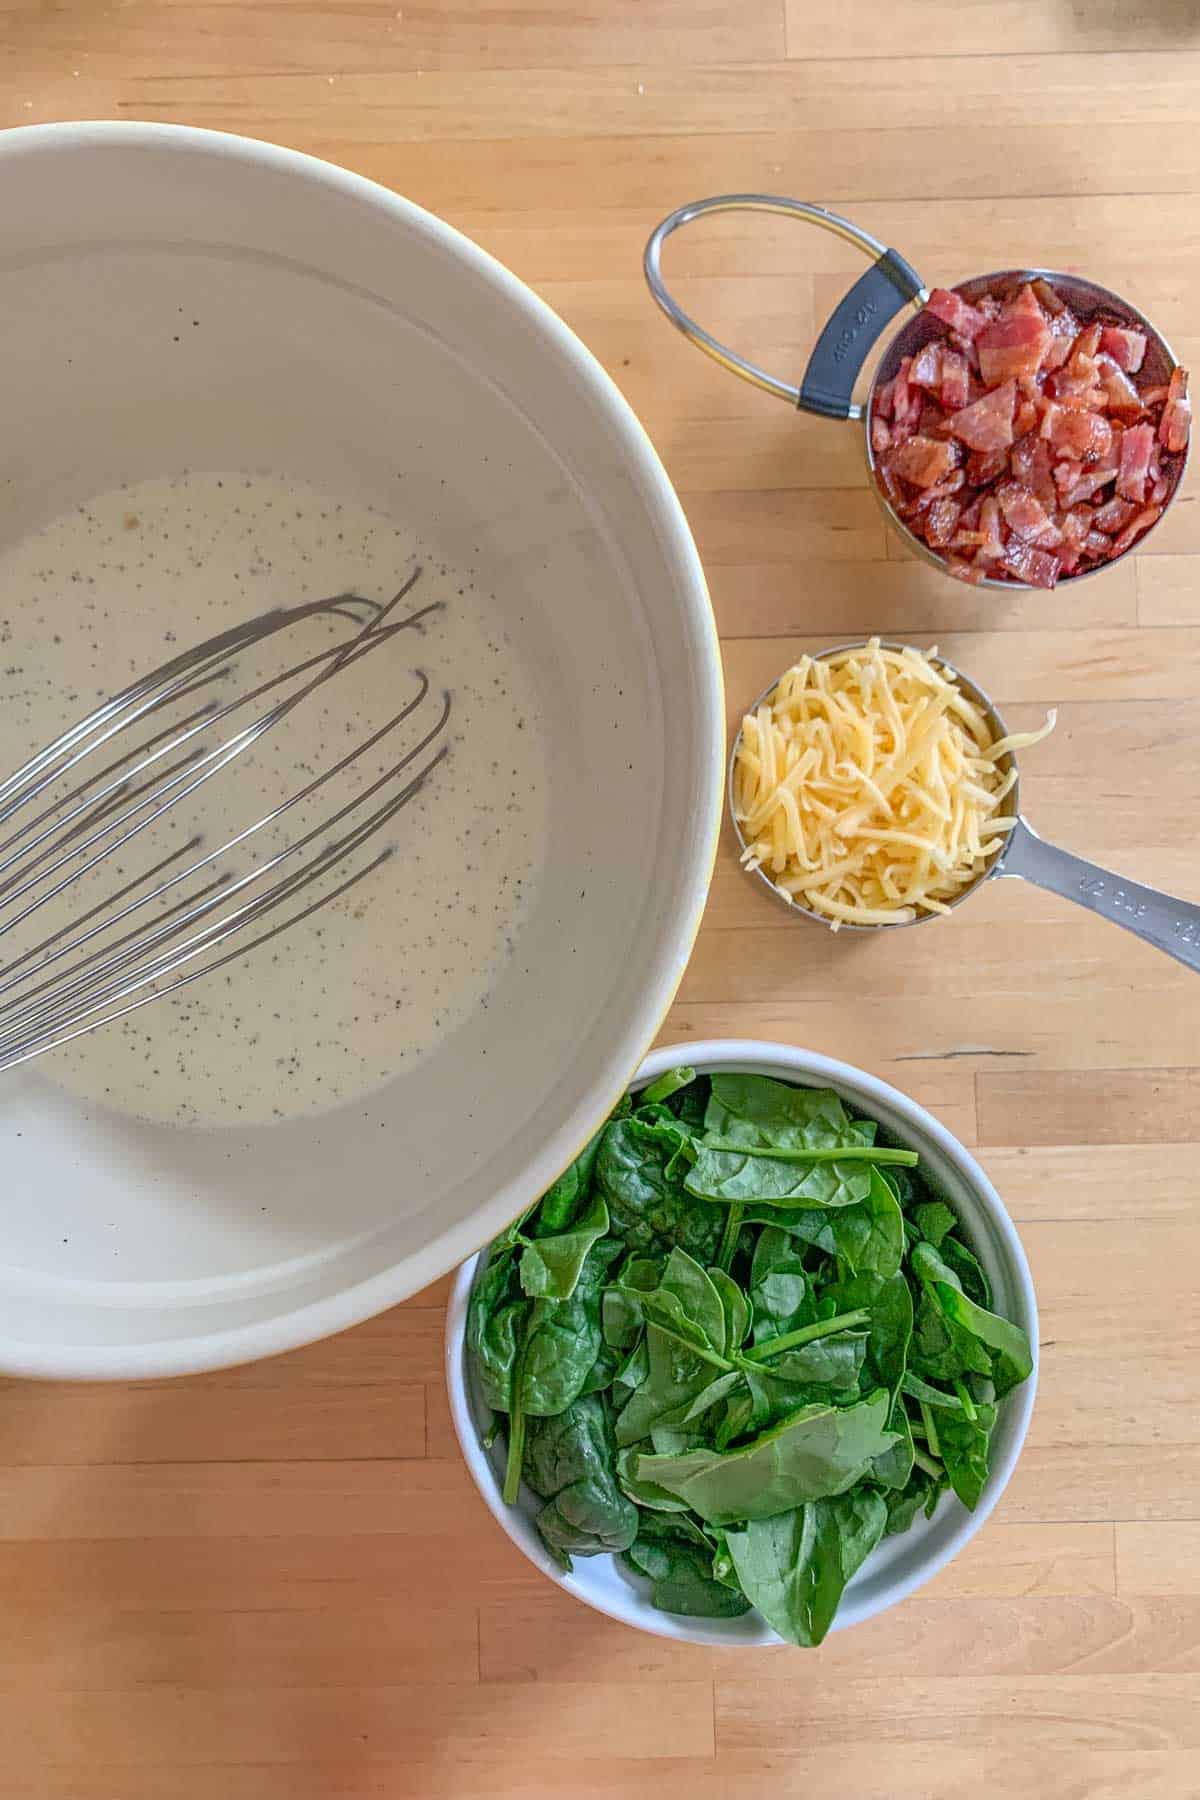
[535,1128,605,1234]
[635,1248,729,1363]
[912,1200,957,1248]
[902,1371,967,1411]
[523,1394,638,1567]
[761,1332,868,1392]
[615,1323,722,1448]
[595,1116,723,1262]
[517,1238,622,1418]
[613,1336,649,1394]
[703,1075,876,1151]
[937,1233,993,1310]
[754,1169,904,1280]
[670,1078,710,1133]
[603,1255,660,1349]
[616,1444,691,1512]
[729,1338,869,1441]
[935,1396,998,1510]
[709,1266,751,1352]
[748,1227,814,1342]
[884,1464,947,1536]
[579,1341,622,1397]
[624,1528,751,1618]
[634,1389,897,1526]
[685,1146,876,1210]
[725,1489,887,1647]
[646,1371,744,1454]
[911,1242,1033,1397]
[686,1076,882,1211]
[823,1270,913,1397]
[466,1250,524,1412]
[518,1191,610,1300]
[871,1395,915,1492]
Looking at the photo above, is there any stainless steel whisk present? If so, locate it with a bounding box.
[0,571,451,1071]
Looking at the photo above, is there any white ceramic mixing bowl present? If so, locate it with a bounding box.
[0,122,722,1378]
[446,1040,1038,1648]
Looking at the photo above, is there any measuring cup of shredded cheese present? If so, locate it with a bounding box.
[730,639,1200,974]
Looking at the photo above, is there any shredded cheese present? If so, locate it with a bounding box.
[732,640,1055,927]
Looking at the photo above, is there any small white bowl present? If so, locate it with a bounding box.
[446,1038,1038,1648]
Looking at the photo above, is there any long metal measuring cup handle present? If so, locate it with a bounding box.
[644,194,928,420]
[999,817,1200,975]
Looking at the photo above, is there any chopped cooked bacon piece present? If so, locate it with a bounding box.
[1070,321,1103,365]
[872,277,1180,582]
[997,480,1061,546]
[1112,504,1163,554]
[977,309,1051,385]
[891,357,919,433]
[1042,314,1080,372]
[910,342,943,390]
[1159,365,1191,453]
[1046,367,1104,409]
[888,435,959,489]
[1093,495,1137,533]
[1045,406,1114,464]
[925,496,962,547]
[1006,283,1047,324]
[877,461,907,510]
[1031,287,1081,370]
[1031,279,1066,317]
[978,496,1005,561]
[1096,355,1145,415]
[1011,433,1058,509]
[1014,398,1039,436]
[1002,538,1060,588]
[1100,326,1147,373]
[966,446,1009,484]
[1054,461,1118,507]
[924,287,987,341]
[1117,422,1156,501]
[947,379,1016,452]
[940,349,970,411]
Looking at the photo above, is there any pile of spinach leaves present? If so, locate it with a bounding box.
[466,1066,1033,1647]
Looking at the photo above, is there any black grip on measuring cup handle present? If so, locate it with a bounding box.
[798,248,926,420]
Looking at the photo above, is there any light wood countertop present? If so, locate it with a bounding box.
[2,4,1198,1793]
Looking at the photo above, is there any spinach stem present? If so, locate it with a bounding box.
[954,1379,978,1421]
[502,1321,534,1505]
[502,1406,526,1505]
[740,1308,871,1362]
[716,1203,744,1274]
[912,1445,944,1479]
[653,1320,735,1374]
[641,1066,696,1106]
[702,1141,919,1166]
[919,1399,941,1460]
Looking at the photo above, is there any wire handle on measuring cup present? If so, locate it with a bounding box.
[644,195,928,422]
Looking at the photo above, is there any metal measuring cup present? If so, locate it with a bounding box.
[645,195,1189,586]
[730,644,1200,975]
